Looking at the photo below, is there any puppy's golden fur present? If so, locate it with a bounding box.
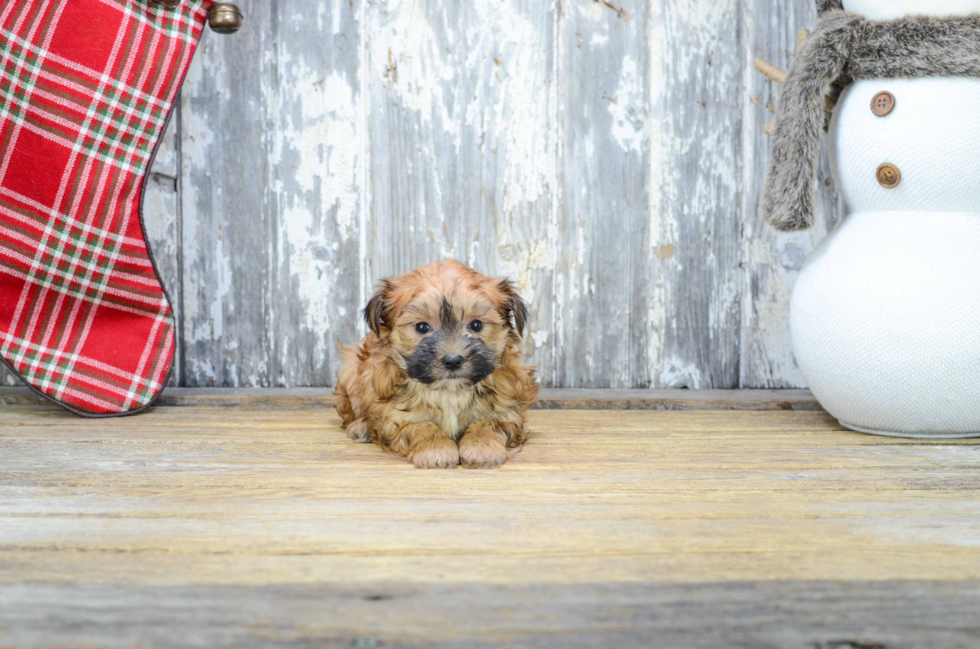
[335,260,538,469]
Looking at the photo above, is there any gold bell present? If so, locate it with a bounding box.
[208,3,243,34]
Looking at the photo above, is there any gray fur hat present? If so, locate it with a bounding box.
[762,5,980,230]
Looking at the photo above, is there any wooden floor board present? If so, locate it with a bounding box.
[1,395,979,647]
[2,581,980,649]
[0,386,822,411]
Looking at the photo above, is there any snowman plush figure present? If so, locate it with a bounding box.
[764,0,980,437]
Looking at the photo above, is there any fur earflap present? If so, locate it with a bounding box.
[763,10,980,230]
[495,279,528,337]
[818,0,843,14]
[364,279,395,335]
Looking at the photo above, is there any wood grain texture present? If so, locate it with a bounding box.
[555,0,649,388]
[144,118,183,387]
[180,0,364,388]
[54,0,853,390]
[652,0,745,389]
[179,7,273,388]
[0,387,822,410]
[739,0,848,388]
[2,581,979,648]
[2,400,979,646]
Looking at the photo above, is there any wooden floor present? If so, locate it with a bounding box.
[2,391,979,648]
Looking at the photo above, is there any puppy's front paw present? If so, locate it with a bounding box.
[458,423,508,469]
[408,437,459,469]
[346,419,372,443]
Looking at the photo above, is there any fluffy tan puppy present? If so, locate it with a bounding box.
[334,260,538,469]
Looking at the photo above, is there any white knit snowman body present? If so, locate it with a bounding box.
[790,0,980,437]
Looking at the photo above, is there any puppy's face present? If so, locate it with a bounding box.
[364,260,527,389]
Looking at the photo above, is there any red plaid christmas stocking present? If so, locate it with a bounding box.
[0,0,212,416]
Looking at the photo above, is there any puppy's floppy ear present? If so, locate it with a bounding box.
[364,279,395,336]
[817,0,843,14]
[496,279,528,337]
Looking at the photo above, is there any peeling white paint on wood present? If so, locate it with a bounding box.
[739,0,846,388]
[1,0,833,390]
[142,119,182,386]
[555,0,650,388]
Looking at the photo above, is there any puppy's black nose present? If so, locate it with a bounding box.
[442,354,464,371]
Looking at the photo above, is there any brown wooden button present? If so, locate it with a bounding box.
[871,91,895,117]
[876,163,901,189]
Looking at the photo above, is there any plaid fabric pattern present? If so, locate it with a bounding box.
[0,0,211,415]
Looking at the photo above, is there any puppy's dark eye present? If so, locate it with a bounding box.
[415,322,431,335]
[468,320,483,333]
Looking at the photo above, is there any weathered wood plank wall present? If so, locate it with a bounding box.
[0,0,846,389]
[741,0,846,388]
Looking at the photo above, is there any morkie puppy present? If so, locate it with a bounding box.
[334,260,538,469]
